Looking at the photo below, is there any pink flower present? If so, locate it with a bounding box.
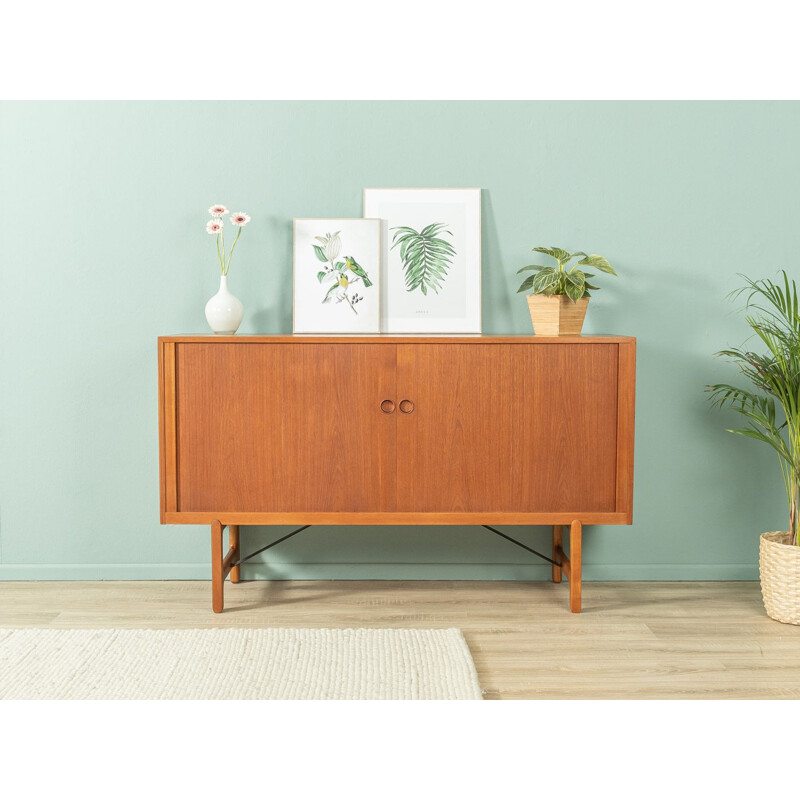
[231,212,251,226]
[206,219,223,234]
[208,205,229,217]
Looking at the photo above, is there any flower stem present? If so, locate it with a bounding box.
[216,234,224,273]
[225,227,243,275]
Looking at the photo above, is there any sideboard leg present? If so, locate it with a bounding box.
[229,525,241,584]
[211,519,225,613]
[552,526,563,583]
[569,520,582,613]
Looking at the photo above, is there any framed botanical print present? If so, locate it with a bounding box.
[363,188,481,333]
[293,218,382,334]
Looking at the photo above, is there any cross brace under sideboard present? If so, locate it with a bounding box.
[209,521,584,614]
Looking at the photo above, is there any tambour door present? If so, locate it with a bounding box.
[172,343,397,513]
[395,343,620,513]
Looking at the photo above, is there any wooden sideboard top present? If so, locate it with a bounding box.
[159,334,636,344]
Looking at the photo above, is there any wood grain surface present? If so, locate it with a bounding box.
[396,343,517,512]
[159,335,636,344]
[512,343,619,513]
[159,337,634,521]
[526,295,589,336]
[2,580,796,699]
[390,342,619,513]
[615,339,636,520]
[159,337,635,613]
[174,342,397,513]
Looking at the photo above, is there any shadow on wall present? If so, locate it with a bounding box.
[480,190,513,333]
[587,259,783,564]
[587,255,747,338]
[247,215,293,333]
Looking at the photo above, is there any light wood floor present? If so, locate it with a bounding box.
[1,580,799,699]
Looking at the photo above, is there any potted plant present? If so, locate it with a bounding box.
[708,271,800,624]
[516,247,618,335]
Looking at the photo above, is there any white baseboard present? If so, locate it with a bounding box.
[0,562,759,581]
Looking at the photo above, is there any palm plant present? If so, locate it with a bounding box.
[516,247,617,301]
[708,271,800,546]
[391,223,455,295]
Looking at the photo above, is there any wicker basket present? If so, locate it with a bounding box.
[760,531,800,625]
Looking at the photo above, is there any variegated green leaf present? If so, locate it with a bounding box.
[577,254,617,275]
[533,246,572,265]
[533,271,560,294]
[517,274,536,293]
[565,270,585,288]
[519,247,616,297]
[516,264,550,274]
[564,279,584,302]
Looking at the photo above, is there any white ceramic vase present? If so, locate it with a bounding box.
[205,274,244,335]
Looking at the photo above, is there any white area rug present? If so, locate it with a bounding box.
[0,627,482,700]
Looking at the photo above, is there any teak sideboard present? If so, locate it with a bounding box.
[158,335,636,613]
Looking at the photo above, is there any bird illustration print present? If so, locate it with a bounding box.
[345,256,373,287]
[312,232,373,314]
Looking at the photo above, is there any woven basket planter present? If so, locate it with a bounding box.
[760,531,800,625]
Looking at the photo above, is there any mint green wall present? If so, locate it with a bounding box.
[1,101,794,581]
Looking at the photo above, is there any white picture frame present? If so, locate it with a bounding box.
[363,188,481,333]
[293,218,382,334]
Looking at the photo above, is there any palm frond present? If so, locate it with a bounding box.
[391,223,456,295]
[709,270,800,542]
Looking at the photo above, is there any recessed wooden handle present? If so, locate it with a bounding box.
[380,399,395,414]
[399,399,415,414]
